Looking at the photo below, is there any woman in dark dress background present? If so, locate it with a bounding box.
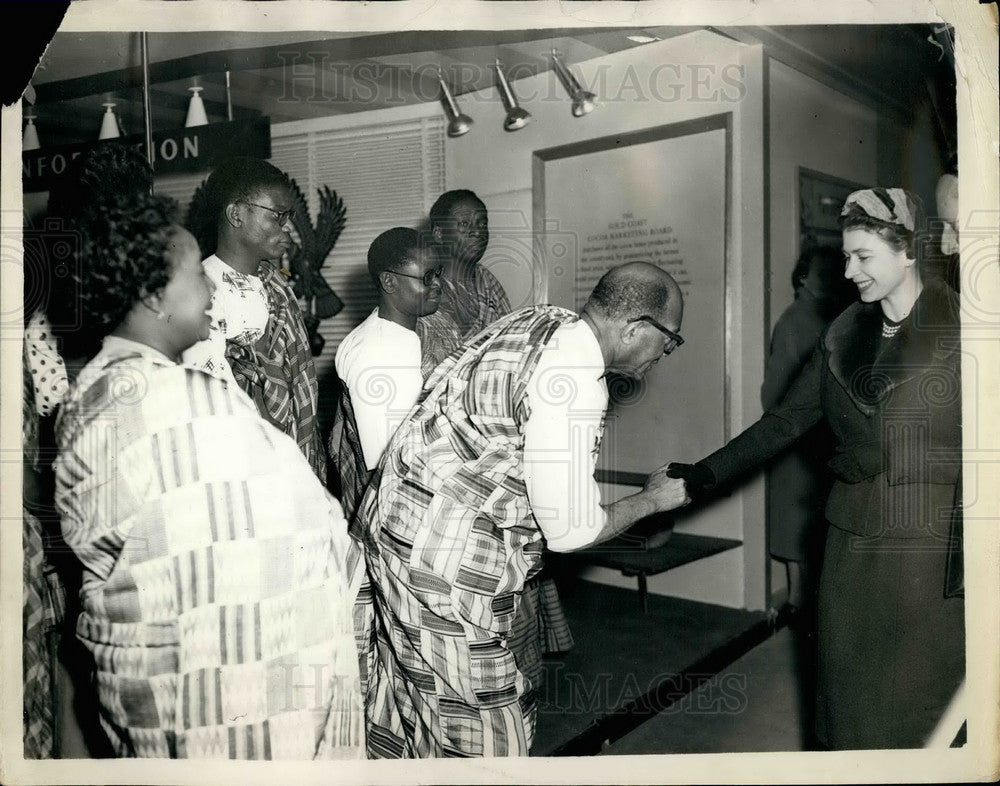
[762,245,854,612]
[669,187,964,749]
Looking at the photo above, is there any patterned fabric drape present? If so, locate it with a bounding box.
[415,264,574,696]
[355,306,578,758]
[22,346,63,759]
[226,262,327,482]
[328,383,372,527]
[55,341,363,759]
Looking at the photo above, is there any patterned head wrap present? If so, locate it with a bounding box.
[841,187,917,232]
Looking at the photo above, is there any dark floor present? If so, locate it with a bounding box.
[531,575,814,756]
[602,626,807,754]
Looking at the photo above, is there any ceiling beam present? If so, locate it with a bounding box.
[33,29,624,105]
[714,26,915,122]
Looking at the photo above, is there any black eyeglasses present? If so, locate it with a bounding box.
[241,200,295,226]
[629,315,685,354]
[391,265,445,287]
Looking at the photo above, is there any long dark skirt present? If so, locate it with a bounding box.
[815,524,965,749]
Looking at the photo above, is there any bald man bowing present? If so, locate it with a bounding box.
[354,262,689,758]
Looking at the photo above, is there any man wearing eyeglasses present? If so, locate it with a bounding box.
[353,261,689,758]
[333,227,443,494]
[183,157,327,481]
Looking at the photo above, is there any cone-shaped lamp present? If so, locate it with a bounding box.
[23,112,40,150]
[185,86,209,127]
[98,101,121,140]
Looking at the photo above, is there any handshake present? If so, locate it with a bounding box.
[643,462,717,512]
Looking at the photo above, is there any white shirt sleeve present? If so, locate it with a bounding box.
[181,264,239,386]
[181,319,236,385]
[523,322,609,552]
[337,313,424,471]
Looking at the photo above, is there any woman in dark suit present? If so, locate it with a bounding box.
[669,187,964,749]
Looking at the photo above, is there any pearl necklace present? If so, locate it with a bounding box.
[882,320,903,338]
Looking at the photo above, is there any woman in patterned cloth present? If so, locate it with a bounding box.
[668,188,964,749]
[53,191,363,759]
[415,190,574,700]
[22,144,157,758]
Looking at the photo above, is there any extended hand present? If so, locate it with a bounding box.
[664,462,715,492]
[645,468,691,511]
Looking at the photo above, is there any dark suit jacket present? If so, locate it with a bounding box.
[700,280,964,747]
[702,279,961,543]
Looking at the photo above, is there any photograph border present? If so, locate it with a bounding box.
[1,2,997,784]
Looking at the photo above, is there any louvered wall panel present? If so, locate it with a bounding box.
[154,172,211,215]
[272,114,446,423]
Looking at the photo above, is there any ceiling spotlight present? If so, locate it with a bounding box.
[437,68,473,138]
[23,111,40,151]
[185,84,209,127]
[98,101,121,141]
[551,50,596,118]
[626,35,661,44]
[494,59,531,132]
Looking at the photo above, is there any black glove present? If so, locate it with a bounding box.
[665,462,716,493]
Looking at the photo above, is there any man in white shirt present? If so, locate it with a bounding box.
[329,227,442,517]
[354,261,689,757]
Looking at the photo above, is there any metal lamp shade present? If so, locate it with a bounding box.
[98,102,120,140]
[437,70,473,138]
[185,86,209,127]
[551,50,596,118]
[23,114,40,150]
[494,59,531,131]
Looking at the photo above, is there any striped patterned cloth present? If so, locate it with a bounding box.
[327,381,372,527]
[356,306,578,758]
[22,345,63,759]
[414,308,462,380]
[415,266,511,377]
[505,578,575,691]
[54,337,363,759]
[417,268,575,694]
[22,509,56,759]
[225,262,327,483]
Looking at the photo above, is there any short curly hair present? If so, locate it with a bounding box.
[367,227,433,286]
[791,245,845,291]
[32,145,155,338]
[428,189,485,230]
[589,263,675,320]
[185,157,289,255]
[46,144,153,223]
[62,192,180,339]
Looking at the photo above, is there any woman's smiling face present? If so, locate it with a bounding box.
[842,228,913,304]
[158,226,214,351]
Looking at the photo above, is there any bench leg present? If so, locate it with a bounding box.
[637,572,648,614]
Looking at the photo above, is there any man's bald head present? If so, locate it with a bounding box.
[581,262,685,379]
[587,262,683,326]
